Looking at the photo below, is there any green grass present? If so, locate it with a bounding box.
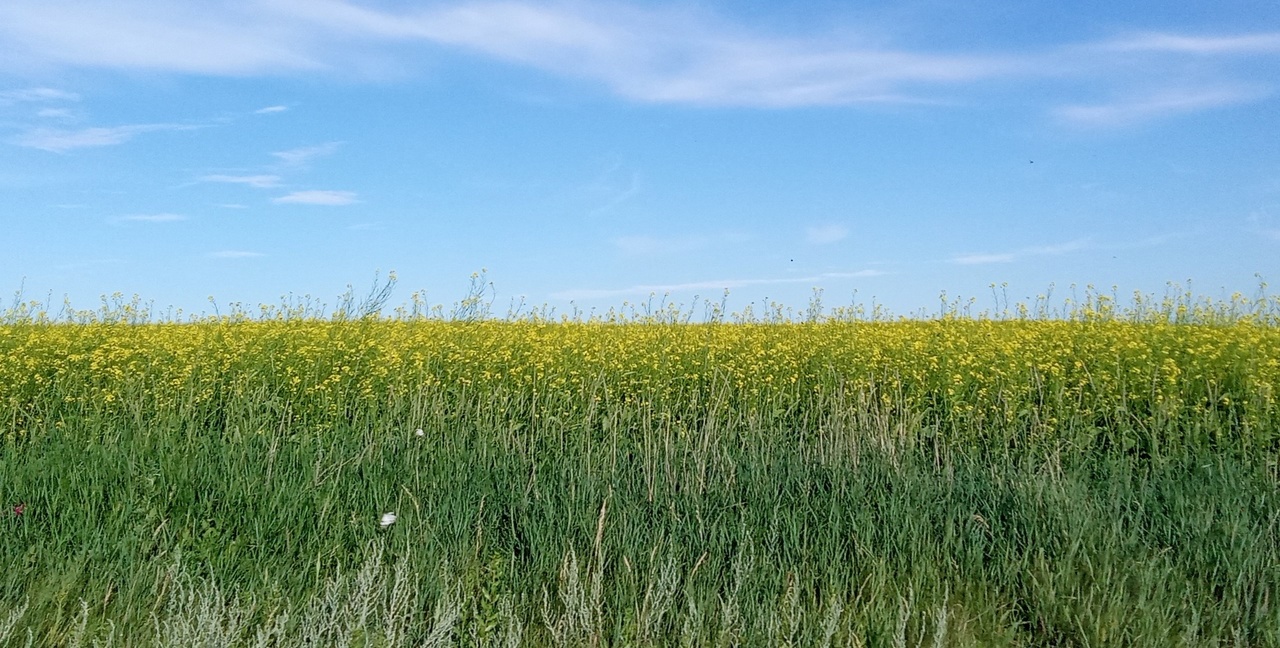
[3,402,1278,646]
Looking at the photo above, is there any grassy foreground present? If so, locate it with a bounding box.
[1,287,1279,646]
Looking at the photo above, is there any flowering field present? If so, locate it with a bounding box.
[1,292,1279,646]
[4,317,1277,450]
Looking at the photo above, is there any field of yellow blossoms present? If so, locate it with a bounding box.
[3,317,1277,450]
[2,289,1279,646]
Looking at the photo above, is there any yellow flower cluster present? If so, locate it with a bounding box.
[1,319,1276,447]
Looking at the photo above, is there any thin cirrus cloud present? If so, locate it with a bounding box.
[612,231,752,256]
[0,2,1275,118]
[273,190,359,205]
[1097,31,1280,55]
[805,224,849,245]
[552,270,885,300]
[37,108,74,119]
[272,142,341,166]
[0,87,81,103]
[12,123,197,152]
[0,1,1012,106]
[951,239,1091,265]
[1054,86,1270,127]
[254,105,288,114]
[0,2,321,75]
[588,171,641,218]
[391,2,1014,106]
[200,174,282,188]
[118,213,186,222]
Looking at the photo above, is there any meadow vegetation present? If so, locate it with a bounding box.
[1,277,1278,646]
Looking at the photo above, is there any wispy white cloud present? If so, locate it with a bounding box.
[0,2,1276,119]
[611,230,752,256]
[208,250,265,258]
[0,87,81,103]
[552,270,885,300]
[805,224,849,245]
[36,108,74,119]
[951,252,1016,265]
[12,123,197,152]
[0,1,1017,106]
[255,105,288,114]
[273,189,358,205]
[0,3,320,75]
[588,170,640,217]
[118,213,186,222]
[395,2,1013,107]
[201,174,282,188]
[1054,86,1269,127]
[1099,32,1280,55]
[272,141,341,166]
[951,238,1090,265]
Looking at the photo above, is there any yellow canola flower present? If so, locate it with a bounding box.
[0,317,1275,448]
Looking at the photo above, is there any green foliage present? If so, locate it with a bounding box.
[0,283,1278,645]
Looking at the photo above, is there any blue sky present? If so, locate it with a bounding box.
[2,0,1278,318]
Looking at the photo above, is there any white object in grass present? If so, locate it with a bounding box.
[380,512,397,527]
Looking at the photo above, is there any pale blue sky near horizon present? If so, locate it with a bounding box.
[2,0,1278,318]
